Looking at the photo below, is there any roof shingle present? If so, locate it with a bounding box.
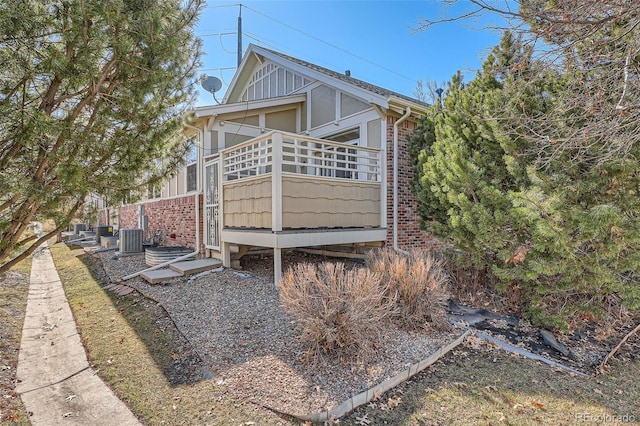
[255,44,430,108]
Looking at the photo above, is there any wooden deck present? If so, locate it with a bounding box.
[219,131,384,231]
[204,131,387,284]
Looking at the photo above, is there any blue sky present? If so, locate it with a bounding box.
[195,1,506,106]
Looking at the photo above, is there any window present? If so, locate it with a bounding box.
[320,128,360,179]
[147,181,161,199]
[325,128,360,144]
[186,140,197,192]
[186,164,197,192]
[146,160,163,199]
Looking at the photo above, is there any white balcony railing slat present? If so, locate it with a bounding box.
[221,131,381,182]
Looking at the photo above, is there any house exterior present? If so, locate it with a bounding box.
[111,44,440,282]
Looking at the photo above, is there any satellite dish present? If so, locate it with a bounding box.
[201,75,222,95]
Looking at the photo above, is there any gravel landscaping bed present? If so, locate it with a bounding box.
[91,248,459,418]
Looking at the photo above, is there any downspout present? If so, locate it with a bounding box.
[184,123,203,254]
[392,107,411,251]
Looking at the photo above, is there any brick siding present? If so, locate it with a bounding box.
[118,194,204,252]
[385,116,441,249]
[113,116,438,253]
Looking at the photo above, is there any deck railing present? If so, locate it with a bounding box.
[219,131,384,232]
[221,131,381,182]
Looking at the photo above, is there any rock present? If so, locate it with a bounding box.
[540,329,577,360]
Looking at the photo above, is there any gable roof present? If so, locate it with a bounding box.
[223,44,429,115]
[259,45,429,109]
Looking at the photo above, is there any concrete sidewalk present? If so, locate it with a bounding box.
[16,242,141,425]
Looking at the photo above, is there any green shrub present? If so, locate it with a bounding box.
[410,31,640,328]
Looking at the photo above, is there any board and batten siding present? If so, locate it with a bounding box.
[222,172,381,229]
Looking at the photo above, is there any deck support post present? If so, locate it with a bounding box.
[273,247,282,288]
[271,132,283,233]
[272,133,283,287]
[221,242,231,268]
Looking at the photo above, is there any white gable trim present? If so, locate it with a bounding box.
[194,94,306,118]
[239,60,315,102]
[253,45,389,108]
[226,45,390,109]
[221,48,260,104]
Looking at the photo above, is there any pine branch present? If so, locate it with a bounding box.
[599,322,640,374]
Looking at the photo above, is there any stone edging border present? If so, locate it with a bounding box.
[291,329,472,422]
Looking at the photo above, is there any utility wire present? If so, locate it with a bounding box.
[206,3,240,8]
[241,4,417,83]
[207,3,417,84]
[219,33,236,54]
[243,32,288,54]
[243,30,361,79]
[196,31,235,37]
[199,67,236,72]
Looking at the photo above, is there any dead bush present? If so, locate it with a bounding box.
[445,252,522,315]
[279,262,394,363]
[367,248,450,331]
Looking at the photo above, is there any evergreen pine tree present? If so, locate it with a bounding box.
[0,0,203,271]
[414,30,640,327]
[407,105,440,228]
[417,33,531,262]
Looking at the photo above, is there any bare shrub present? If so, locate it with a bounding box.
[279,262,394,363]
[445,252,522,316]
[367,248,450,331]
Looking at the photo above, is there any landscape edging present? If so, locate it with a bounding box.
[292,329,472,422]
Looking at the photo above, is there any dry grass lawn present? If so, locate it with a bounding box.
[50,242,294,425]
[0,257,31,425]
[48,242,640,426]
[341,344,639,425]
